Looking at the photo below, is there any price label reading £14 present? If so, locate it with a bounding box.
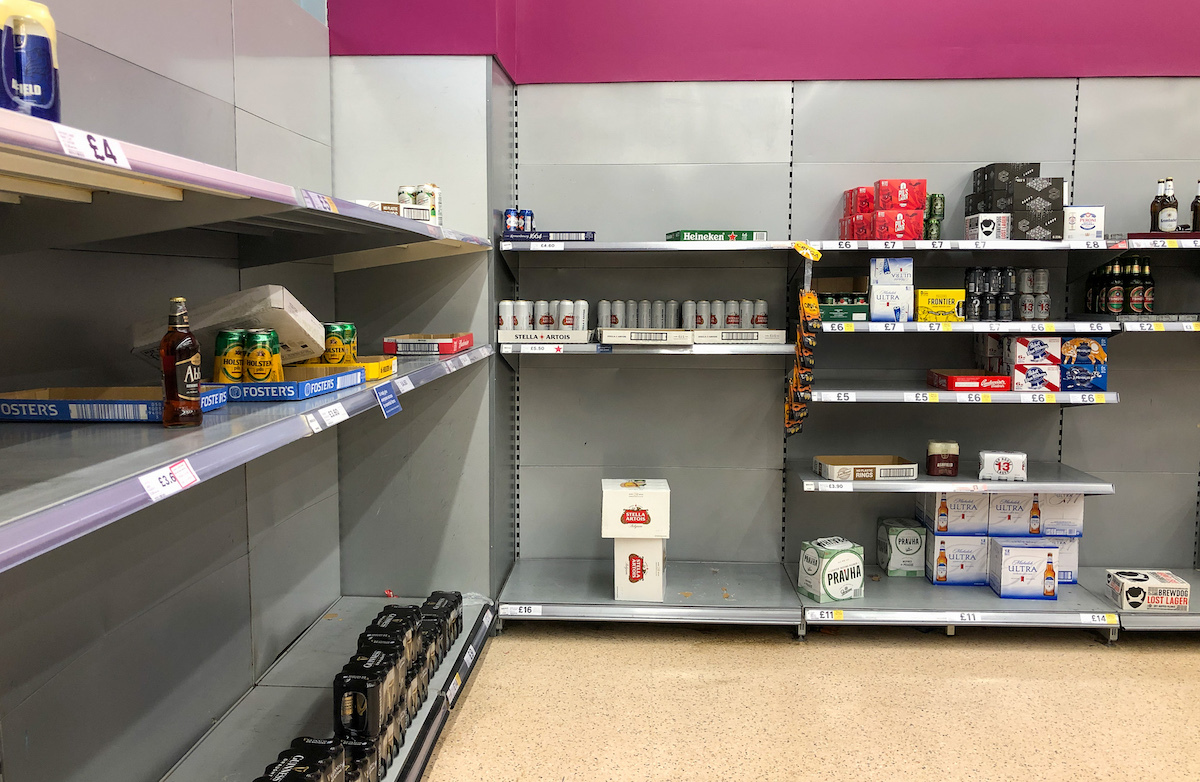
[138,458,199,502]
[53,124,131,169]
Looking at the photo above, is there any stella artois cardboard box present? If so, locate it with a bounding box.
[601,478,670,539]
[614,538,665,602]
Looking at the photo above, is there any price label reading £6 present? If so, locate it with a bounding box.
[53,124,132,169]
[138,458,199,502]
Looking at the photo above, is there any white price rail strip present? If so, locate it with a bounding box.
[806,608,1108,626]
[1128,238,1200,249]
[138,458,199,502]
[816,482,851,492]
[316,402,349,428]
[1021,392,1057,404]
[903,391,938,402]
[1081,612,1119,625]
[1123,321,1200,332]
[499,604,542,616]
[821,321,1114,334]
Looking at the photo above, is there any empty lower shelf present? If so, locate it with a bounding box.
[1077,567,1199,631]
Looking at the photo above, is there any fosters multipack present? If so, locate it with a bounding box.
[601,479,670,538]
[797,537,865,602]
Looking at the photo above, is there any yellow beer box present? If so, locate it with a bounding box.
[601,478,670,539]
[916,289,966,322]
[797,537,865,602]
[334,356,397,381]
[614,538,665,602]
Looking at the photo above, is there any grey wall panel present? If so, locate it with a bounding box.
[240,261,336,323]
[1073,160,1200,237]
[331,56,491,237]
[489,60,517,241]
[784,488,924,566]
[792,80,1078,164]
[249,495,340,676]
[517,82,792,165]
[232,0,331,145]
[0,557,252,782]
[235,109,332,194]
[518,163,790,242]
[58,34,237,169]
[492,357,517,592]
[1077,78,1200,162]
[1077,473,1198,569]
[52,0,234,103]
[246,434,339,546]
[0,470,246,718]
[339,363,493,596]
[519,466,782,562]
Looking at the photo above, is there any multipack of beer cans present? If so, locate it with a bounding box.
[603,479,670,602]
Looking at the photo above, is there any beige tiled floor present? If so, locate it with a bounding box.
[426,621,1200,781]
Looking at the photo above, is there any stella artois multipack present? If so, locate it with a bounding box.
[603,479,670,602]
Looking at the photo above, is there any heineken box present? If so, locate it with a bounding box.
[665,230,767,241]
[797,536,865,602]
[877,519,926,577]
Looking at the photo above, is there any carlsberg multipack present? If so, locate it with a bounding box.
[797,537,865,602]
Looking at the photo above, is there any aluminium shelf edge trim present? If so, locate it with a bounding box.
[497,602,806,625]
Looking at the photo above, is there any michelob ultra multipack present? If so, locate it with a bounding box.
[797,537,865,602]
[989,539,1059,600]
[926,533,988,585]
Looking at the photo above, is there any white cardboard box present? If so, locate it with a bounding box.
[965,213,1011,241]
[1040,493,1084,536]
[598,328,694,345]
[691,329,786,344]
[869,257,914,286]
[1011,364,1061,392]
[601,479,670,539]
[988,494,1038,537]
[869,284,914,322]
[1044,536,1079,583]
[978,450,1029,481]
[877,519,926,577]
[498,329,594,343]
[132,285,325,366]
[988,538,1059,599]
[925,533,989,585]
[797,537,865,602]
[1106,569,1190,612]
[614,538,665,602]
[1064,206,1105,240]
[1004,336,1062,365]
[923,492,989,535]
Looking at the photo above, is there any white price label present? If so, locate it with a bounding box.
[1188,322,1200,331]
[53,124,131,169]
[317,402,349,428]
[956,612,979,623]
[1022,392,1049,403]
[523,344,562,353]
[1070,393,1104,404]
[138,458,199,502]
[807,609,844,621]
[499,604,542,616]
[870,322,900,332]
[974,241,987,249]
[929,240,946,250]
[1133,322,1165,332]
[1028,322,1047,332]
[464,644,478,668]
[834,240,856,249]
[830,391,856,402]
[395,376,415,393]
[802,481,816,491]
[1070,240,1106,249]
[303,413,322,433]
[500,241,513,251]
[924,322,946,332]
[1081,613,1118,625]
[903,391,938,403]
[532,242,564,251]
[957,392,989,403]
[825,322,851,332]
[446,674,462,704]
[1085,322,1107,331]
[819,482,851,492]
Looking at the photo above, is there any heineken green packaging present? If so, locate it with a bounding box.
[877,518,926,577]
[665,230,768,241]
[797,536,865,602]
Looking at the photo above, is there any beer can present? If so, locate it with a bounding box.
[753,300,769,329]
[503,208,520,232]
[666,300,680,329]
[1002,267,1017,295]
[534,300,551,330]
[213,328,246,383]
[519,209,535,232]
[1018,293,1035,320]
[737,300,752,330]
[998,292,1014,321]
[696,300,710,330]
[513,300,533,330]
[1034,292,1051,320]
[929,193,946,219]
[337,322,358,363]
[651,300,666,329]
[498,300,515,330]
[966,293,982,321]
[611,299,626,328]
[638,300,651,329]
[925,218,941,240]
[323,323,351,364]
[597,300,611,331]
[548,300,561,329]
[986,267,1003,296]
[1018,268,1035,294]
[724,299,740,328]
[396,186,417,205]
[244,329,276,382]
[558,300,575,330]
[682,300,697,330]
[711,300,725,329]
[1033,268,1050,294]
[983,293,997,321]
[626,300,638,328]
[573,299,588,331]
[968,267,985,296]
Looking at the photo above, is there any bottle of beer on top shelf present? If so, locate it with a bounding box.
[1104,261,1124,315]
[1151,179,1165,232]
[1123,259,1144,315]
[1160,178,1179,232]
[1142,261,1155,314]
[161,296,203,428]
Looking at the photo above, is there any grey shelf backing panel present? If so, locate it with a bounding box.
[823,321,1118,334]
[497,559,805,625]
[0,346,493,576]
[796,460,1114,494]
[1077,567,1200,631]
[163,596,495,782]
[789,564,1118,629]
[811,380,1118,406]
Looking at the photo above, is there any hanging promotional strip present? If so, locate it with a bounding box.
[786,243,821,435]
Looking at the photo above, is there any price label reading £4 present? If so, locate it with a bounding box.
[138,458,199,502]
[53,124,132,169]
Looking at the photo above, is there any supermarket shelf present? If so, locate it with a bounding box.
[788,564,1118,631]
[1077,567,1199,631]
[796,461,1114,494]
[163,596,496,782]
[822,321,1117,334]
[0,345,493,576]
[1121,321,1200,332]
[811,380,1117,405]
[500,239,1114,253]
[1127,237,1200,249]
[500,240,795,253]
[497,341,794,368]
[496,558,806,625]
[816,239,1088,251]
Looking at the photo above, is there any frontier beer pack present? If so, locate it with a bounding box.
[601,479,670,538]
[797,537,865,602]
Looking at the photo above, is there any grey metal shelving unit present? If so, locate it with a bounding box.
[1076,568,1200,631]
[795,461,1114,494]
[810,381,1118,405]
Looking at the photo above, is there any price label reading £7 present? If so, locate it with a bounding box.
[138,458,199,502]
[53,124,132,169]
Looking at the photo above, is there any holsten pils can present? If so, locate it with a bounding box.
[497,300,515,329]
[558,300,575,329]
[213,328,246,383]
[513,300,533,330]
[534,300,551,330]
[695,300,710,330]
[548,300,561,329]
[724,299,741,328]
[753,299,768,328]
[244,329,277,382]
[710,300,725,329]
[638,300,651,329]
[682,300,696,330]
[652,300,666,329]
[611,299,626,328]
[597,300,611,330]
[626,300,638,328]
[519,209,535,231]
[323,322,356,364]
[665,300,679,329]
[573,299,589,331]
[503,208,520,232]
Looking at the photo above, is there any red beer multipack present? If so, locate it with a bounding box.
[872,209,925,240]
[875,179,927,211]
[843,186,875,217]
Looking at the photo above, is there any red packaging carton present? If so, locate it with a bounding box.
[927,369,1013,392]
[873,210,925,240]
[843,187,875,217]
[851,213,873,240]
[875,179,928,211]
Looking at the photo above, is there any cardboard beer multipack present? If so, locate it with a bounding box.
[987,494,1037,536]
[601,479,670,538]
[1106,570,1190,612]
[1004,336,1062,365]
[1045,536,1079,583]
[869,257,914,285]
[988,538,1059,600]
[869,285,914,322]
[877,519,926,577]
[1040,494,1084,536]
[132,285,324,366]
[920,492,988,535]
[926,533,989,585]
[614,538,665,602]
[797,537,865,602]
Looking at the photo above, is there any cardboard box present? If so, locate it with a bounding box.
[1064,206,1105,240]
[614,538,665,602]
[0,385,227,422]
[979,450,1028,481]
[926,369,1012,391]
[988,494,1038,536]
[1040,494,1084,537]
[665,230,768,241]
[132,285,325,367]
[875,179,927,211]
[869,285,914,322]
[1106,570,1190,612]
[980,334,1003,357]
[1061,337,1107,366]
[923,492,989,536]
[1045,536,1079,584]
[224,366,365,402]
[986,355,1003,374]
[1011,210,1065,241]
[692,329,786,344]
[973,163,1041,192]
[873,210,925,240]
[332,355,396,381]
[497,329,594,344]
[1004,336,1062,365]
[843,187,875,217]
[966,190,1015,215]
[870,257,914,286]
[797,537,865,602]
[355,199,434,223]
[1011,178,1065,213]
[503,231,595,242]
[598,328,693,345]
[926,533,989,585]
[820,304,869,322]
[601,479,670,539]
[965,213,1011,241]
[988,539,1059,600]
[383,333,474,355]
[1012,364,1061,392]
[851,213,873,240]
[813,277,869,294]
[838,217,850,239]
[1061,363,1108,391]
[813,455,918,481]
[916,289,965,322]
[877,519,926,577]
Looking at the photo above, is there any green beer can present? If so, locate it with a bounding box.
[213,328,246,383]
[929,193,946,220]
[244,329,276,382]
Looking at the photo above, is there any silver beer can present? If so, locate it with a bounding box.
[724,299,741,328]
[514,300,533,330]
[711,300,725,329]
[611,299,626,328]
[1017,268,1035,294]
[753,300,769,329]
[548,300,561,330]
[573,299,589,331]
[696,300,710,330]
[651,300,666,329]
[666,300,680,329]
[1033,268,1050,294]
[498,299,515,329]
[597,300,611,331]
[638,300,652,329]
[739,300,754,330]
[682,300,697,330]
[1034,292,1051,320]
[558,300,575,330]
[534,300,551,330]
[626,299,639,329]
[1018,293,1035,320]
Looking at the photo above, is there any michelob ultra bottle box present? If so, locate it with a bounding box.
[920,493,988,535]
[601,479,670,539]
[1044,537,1079,584]
[988,494,1039,536]
[877,519,926,577]
[926,533,989,585]
[797,537,865,602]
[1039,494,1084,537]
[614,538,664,602]
[988,539,1059,599]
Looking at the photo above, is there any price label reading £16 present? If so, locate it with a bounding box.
[138,458,199,502]
[499,604,542,616]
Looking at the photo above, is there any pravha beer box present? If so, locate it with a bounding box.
[601,479,670,538]
[796,537,865,602]
[614,538,665,602]
[877,519,926,577]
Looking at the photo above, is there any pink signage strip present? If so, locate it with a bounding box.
[329,0,1200,83]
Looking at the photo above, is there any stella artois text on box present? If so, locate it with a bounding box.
[601,479,670,538]
[613,538,665,602]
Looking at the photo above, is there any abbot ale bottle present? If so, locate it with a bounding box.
[160,297,202,428]
[0,0,60,120]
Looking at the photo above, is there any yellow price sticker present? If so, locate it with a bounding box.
[1188,322,1200,331]
[1168,239,1180,249]
[981,393,992,403]
[1106,614,1118,625]
[1044,323,1056,332]
[834,610,844,620]
[941,323,952,332]
[928,392,939,403]
[1045,393,1057,404]
[844,323,855,332]
[1096,393,1107,404]
[1153,322,1166,331]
